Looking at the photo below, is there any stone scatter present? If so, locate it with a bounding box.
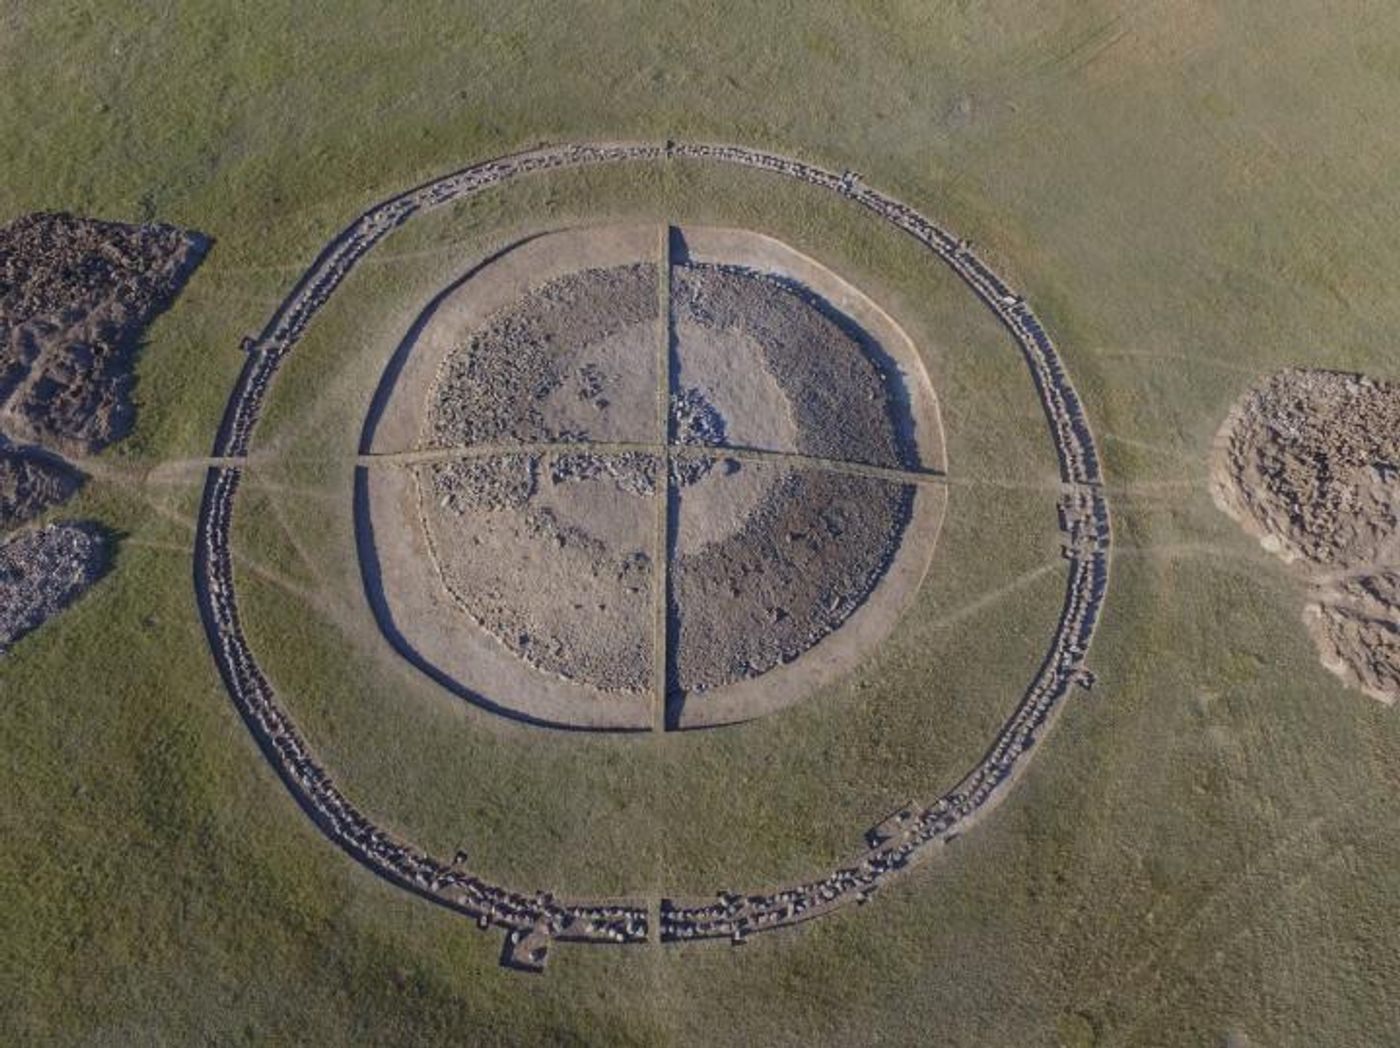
[549,450,658,497]
[1213,369,1400,704]
[0,211,203,655]
[668,386,726,486]
[414,262,663,697]
[429,455,539,513]
[670,386,726,447]
[672,263,908,468]
[1305,578,1400,706]
[419,452,656,694]
[0,447,81,531]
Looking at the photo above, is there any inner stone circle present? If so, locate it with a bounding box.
[361,224,945,729]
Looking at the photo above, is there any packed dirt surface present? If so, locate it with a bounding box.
[427,264,658,448]
[1213,368,1400,703]
[0,211,206,455]
[672,263,909,468]
[0,447,79,531]
[0,521,108,652]
[418,451,657,693]
[671,466,913,694]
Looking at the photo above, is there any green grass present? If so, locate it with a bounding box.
[5,2,1400,1045]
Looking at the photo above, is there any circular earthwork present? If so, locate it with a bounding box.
[196,142,1111,967]
[358,223,946,730]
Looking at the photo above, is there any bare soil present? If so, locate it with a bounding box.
[418,451,657,694]
[358,464,653,729]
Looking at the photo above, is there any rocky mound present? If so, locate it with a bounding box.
[0,211,205,655]
[0,447,80,531]
[1213,369,1400,704]
[0,211,206,454]
[0,522,110,653]
[386,234,935,720]
[1211,369,1400,568]
[1305,570,1400,706]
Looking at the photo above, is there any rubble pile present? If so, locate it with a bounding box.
[1212,369,1400,568]
[668,386,726,486]
[0,446,79,531]
[0,211,203,654]
[0,522,109,652]
[0,211,205,454]
[428,264,658,449]
[1213,369,1400,704]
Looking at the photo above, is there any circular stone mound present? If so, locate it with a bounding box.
[360,224,945,729]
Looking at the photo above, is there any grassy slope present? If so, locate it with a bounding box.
[4,2,1400,1044]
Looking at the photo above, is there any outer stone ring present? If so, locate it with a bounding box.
[195,142,1110,970]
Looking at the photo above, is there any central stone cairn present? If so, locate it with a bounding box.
[413,252,919,713]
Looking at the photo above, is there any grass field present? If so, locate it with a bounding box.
[4,2,1400,1044]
